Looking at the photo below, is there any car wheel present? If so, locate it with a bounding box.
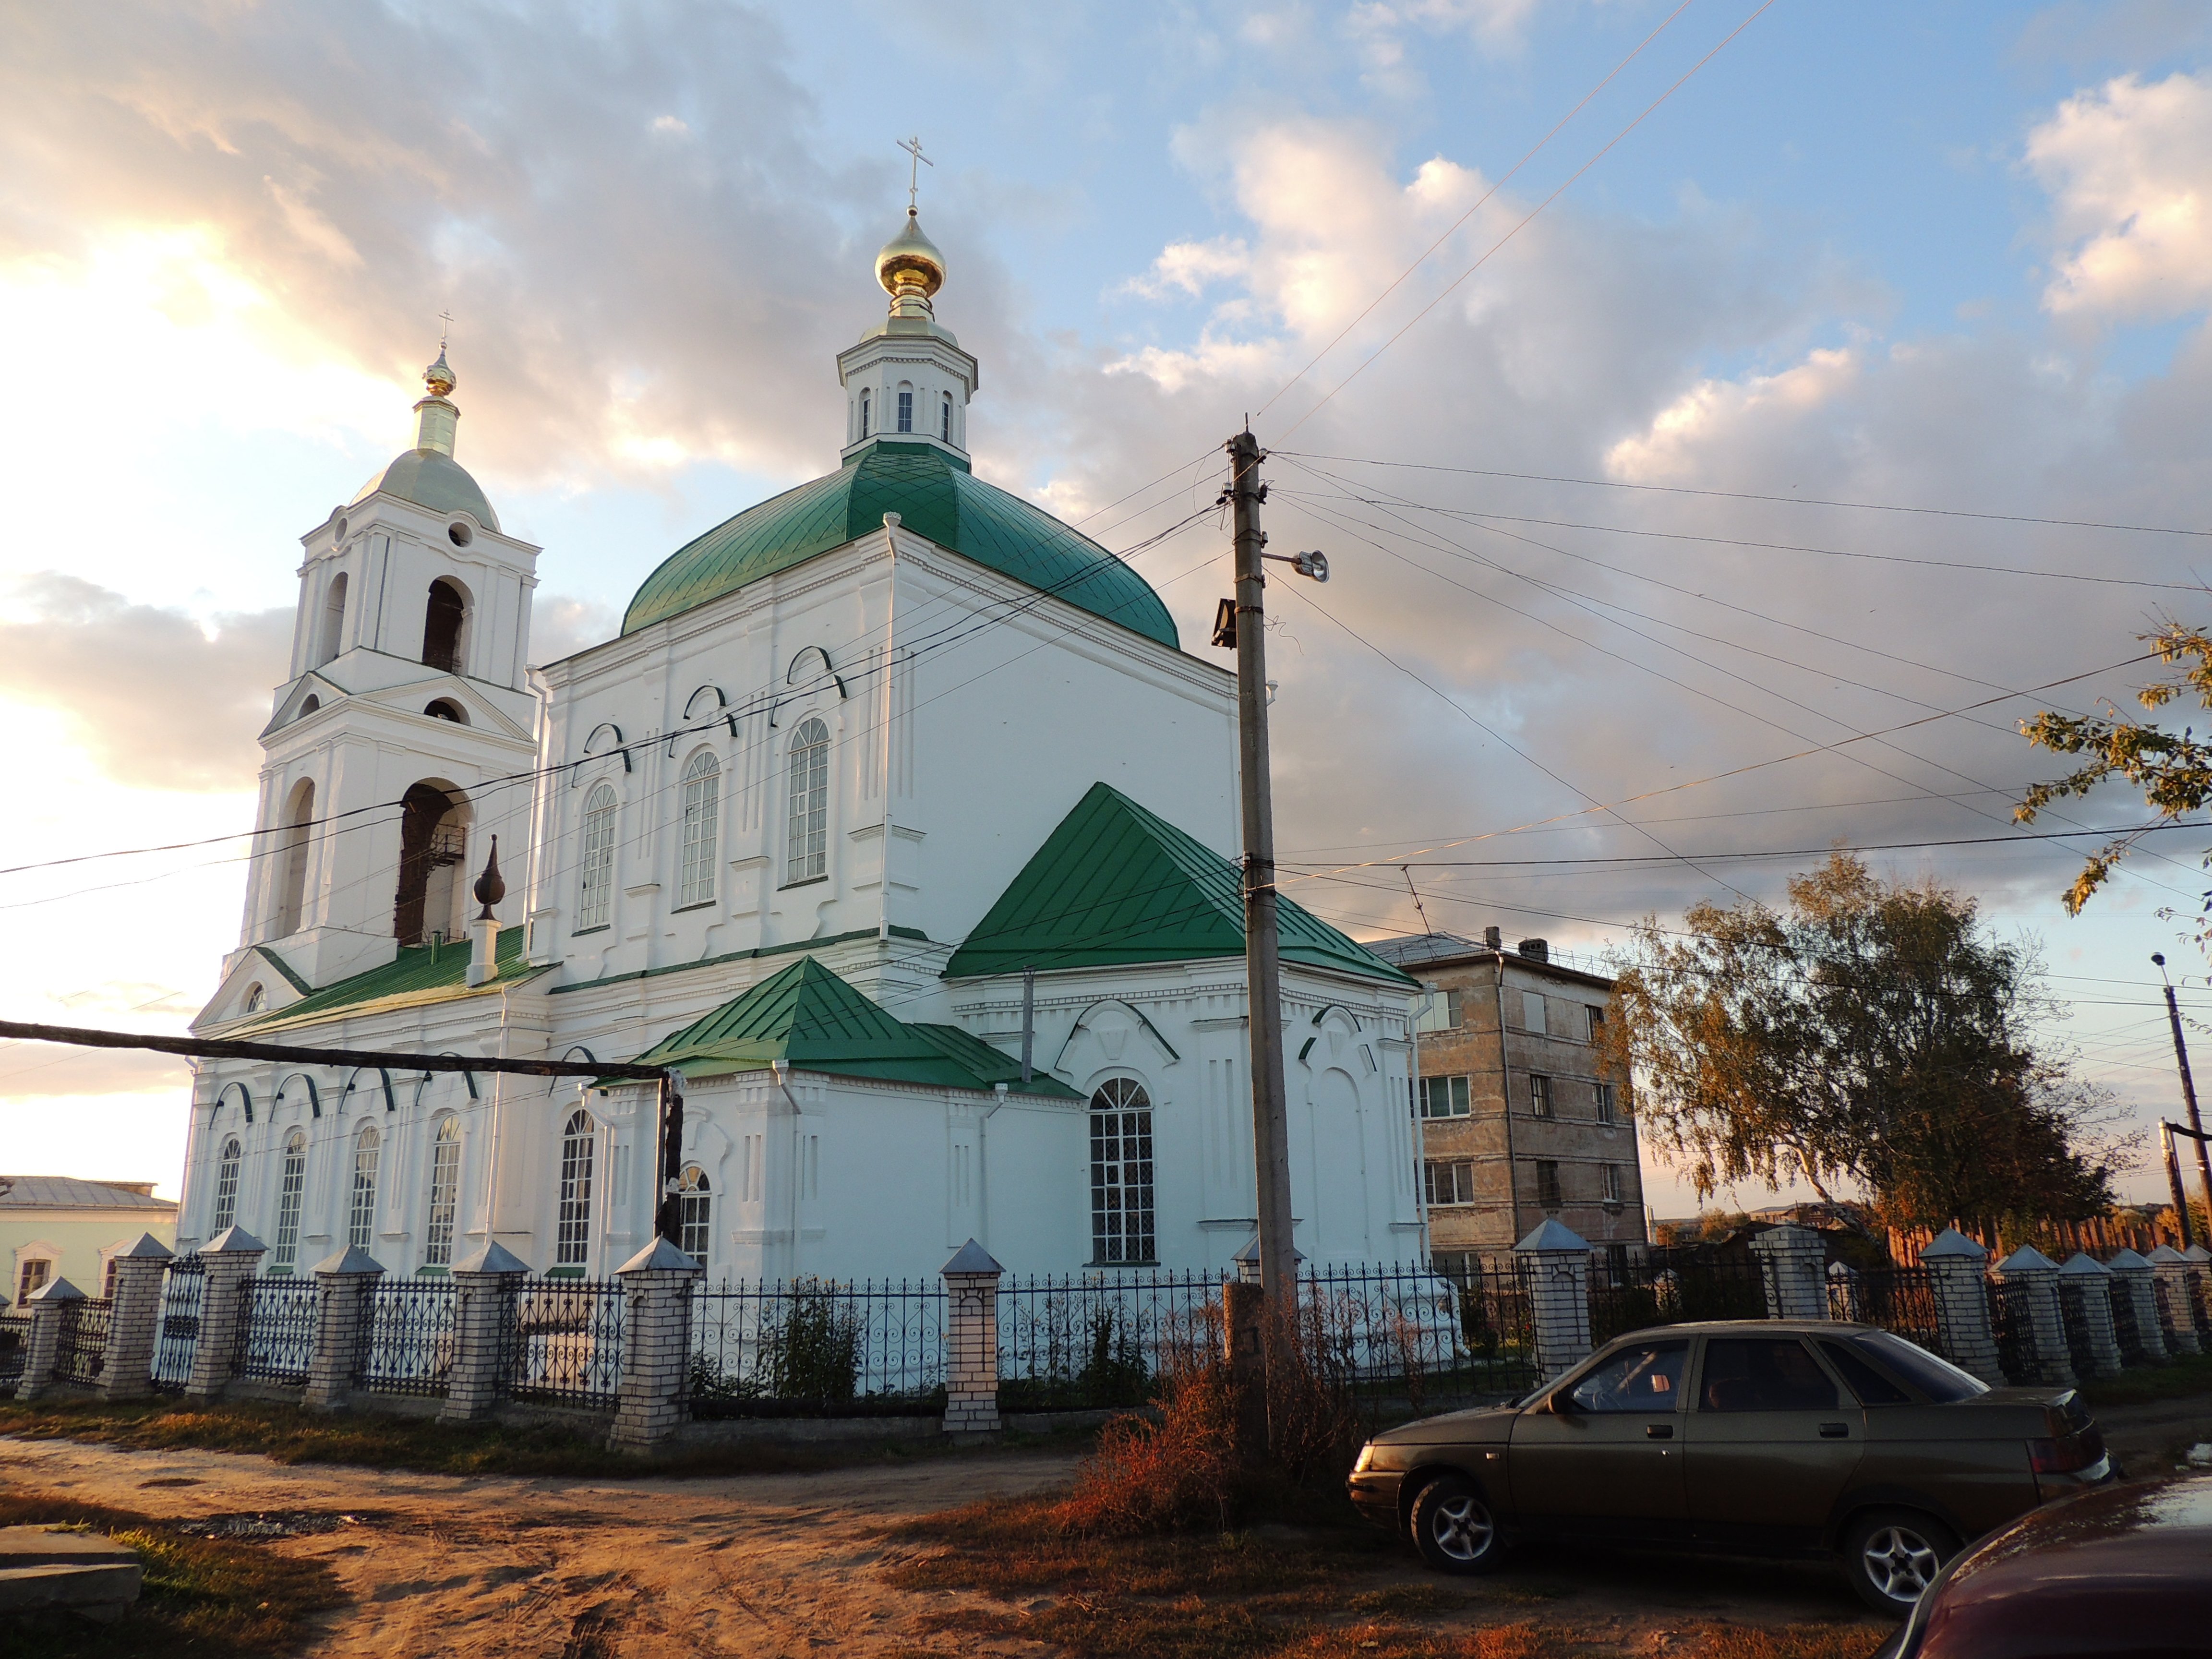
[1409,1473,1506,1575]
[1840,1508,1957,1617]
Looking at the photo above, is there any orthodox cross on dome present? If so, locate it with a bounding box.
[898,135,932,214]
[437,310,455,349]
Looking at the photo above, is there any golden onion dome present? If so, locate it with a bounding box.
[875,210,946,305]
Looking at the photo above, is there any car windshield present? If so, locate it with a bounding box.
[1850,1330,1987,1402]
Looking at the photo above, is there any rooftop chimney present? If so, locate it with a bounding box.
[1516,937,1550,963]
[1483,926,1503,950]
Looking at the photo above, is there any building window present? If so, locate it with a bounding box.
[556,1109,596,1268]
[577,784,617,929]
[1601,1162,1624,1204]
[1520,990,1547,1034]
[1535,1159,1563,1211]
[243,984,265,1014]
[275,778,315,937]
[424,1117,462,1267]
[212,1136,242,1233]
[17,1257,53,1304]
[896,386,914,433]
[1419,1074,1471,1118]
[860,388,871,438]
[102,1256,120,1298]
[422,578,467,674]
[1424,1159,1477,1207]
[349,1124,380,1250]
[1585,1004,1606,1044]
[679,751,720,907]
[678,1165,711,1267]
[392,781,466,946]
[318,570,349,665]
[1089,1078,1155,1264]
[1594,1081,1616,1126]
[1529,1074,1553,1118]
[272,1130,307,1270]
[940,392,952,442]
[785,718,830,884]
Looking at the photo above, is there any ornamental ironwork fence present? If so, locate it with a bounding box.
[1833,1266,1947,1358]
[353,1280,457,1397]
[2057,1281,2100,1379]
[1585,1252,1769,1346]
[2110,1278,2149,1367]
[1305,1260,1538,1412]
[0,1313,30,1388]
[690,1278,946,1416]
[1989,1281,2037,1385]
[234,1276,319,1385]
[501,1277,624,1409]
[997,1269,1219,1412]
[53,1298,112,1386]
[151,1255,206,1393]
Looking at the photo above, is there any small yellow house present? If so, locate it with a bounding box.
[1,1177,178,1307]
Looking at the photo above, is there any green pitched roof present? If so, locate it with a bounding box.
[231,928,546,1034]
[620,440,1178,649]
[630,957,1077,1095]
[940,782,1418,986]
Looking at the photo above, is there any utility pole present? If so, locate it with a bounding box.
[655,1073,687,1246]
[2153,953,2212,1227]
[2164,1124,2196,1251]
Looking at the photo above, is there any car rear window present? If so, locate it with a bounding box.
[1816,1339,1911,1405]
[1848,1331,1988,1402]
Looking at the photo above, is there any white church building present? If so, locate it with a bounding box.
[178,213,1427,1284]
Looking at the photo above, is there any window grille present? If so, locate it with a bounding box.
[1594,1081,1616,1125]
[1529,1074,1553,1118]
[272,1130,307,1269]
[1535,1159,1563,1210]
[1089,1078,1155,1264]
[424,1118,462,1266]
[679,751,720,906]
[349,1125,380,1250]
[556,1109,596,1267]
[1423,1159,1477,1206]
[212,1137,242,1234]
[577,784,617,929]
[897,388,914,432]
[786,719,830,884]
[678,1165,711,1266]
[1419,1074,1471,1118]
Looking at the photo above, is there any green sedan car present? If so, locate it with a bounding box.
[1347,1320,2112,1615]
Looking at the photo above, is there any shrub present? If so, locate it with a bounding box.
[1054,1361,1243,1536]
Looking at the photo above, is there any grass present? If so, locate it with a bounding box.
[0,1395,1089,1479]
[2077,1351,2212,1408]
[0,1490,345,1659]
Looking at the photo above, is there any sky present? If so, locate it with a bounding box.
[6,0,2212,1223]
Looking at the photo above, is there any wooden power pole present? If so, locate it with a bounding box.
[2154,953,2212,1227]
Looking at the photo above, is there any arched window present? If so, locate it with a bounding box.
[422,578,467,674]
[859,387,871,439]
[556,1109,596,1267]
[940,392,952,443]
[392,782,465,945]
[678,1165,711,1266]
[349,1123,380,1250]
[424,1117,462,1267]
[272,1130,307,1270]
[318,571,349,666]
[1089,1078,1155,1265]
[243,983,265,1015]
[211,1137,242,1234]
[896,383,914,433]
[276,778,315,937]
[424,698,467,724]
[577,784,617,930]
[785,718,830,885]
[299,695,320,716]
[679,751,720,908]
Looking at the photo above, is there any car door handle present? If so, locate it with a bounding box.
[1819,1423,1850,1439]
[1646,1423,1673,1439]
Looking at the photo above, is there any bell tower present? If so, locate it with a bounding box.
[836,210,979,461]
[201,348,544,1021]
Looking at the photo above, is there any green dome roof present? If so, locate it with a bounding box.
[350,448,501,531]
[621,440,1178,648]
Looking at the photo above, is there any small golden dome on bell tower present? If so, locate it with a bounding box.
[876,210,946,317]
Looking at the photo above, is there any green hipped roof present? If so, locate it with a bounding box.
[628,956,1078,1096]
[620,440,1178,649]
[940,782,1419,986]
[231,928,546,1034]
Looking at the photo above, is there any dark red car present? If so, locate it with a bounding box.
[1874,1471,2212,1658]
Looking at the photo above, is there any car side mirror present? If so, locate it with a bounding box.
[1548,1390,1579,1415]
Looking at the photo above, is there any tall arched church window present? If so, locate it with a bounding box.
[785,719,830,885]
[319,571,349,666]
[1089,1078,1155,1265]
[392,782,464,945]
[678,1165,711,1266]
[940,392,952,443]
[424,1117,462,1267]
[212,1137,242,1234]
[679,751,721,908]
[577,784,617,930]
[422,578,467,674]
[349,1123,380,1250]
[556,1109,596,1268]
[860,388,871,439]
[272,1130,307,1270]
[276,778,315,937]
[896,385,914,433]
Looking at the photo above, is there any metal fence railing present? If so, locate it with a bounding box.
[354,1280,457,1397]
[2109,1277,2149,1367]
[53,1298,112,1387]
[502,1278,624,1409]
[0,1312,31,1388]
[1989,1280,2037,1385]
[691,1278,946,1416]
[235,1276,319,1386]
[1834,1266,1946,1357]
[150,1255,205,1393]
[1586,1252,1770,1346]
[1307,1261,1538,1412]
[997,1269,1219,1412]
[2057,1281,2100,1379]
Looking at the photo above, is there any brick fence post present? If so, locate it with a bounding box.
[940,1239,1003,1439]
[441,1240,527,1424]
[99,1233,174,1402]
[185,1226,266,1401]
[1515,1219,1592,1383]
[2187,1246,2212,1346]
[2103,1248,2168,1364]
[2148,1245,2202,1356]
[1918,1228,2003,1384]
[1751,1225,1829,1320]
[609,1237,702,1454]
[303,1246,385,1412]
[2057,1253,2123,1377]
[14,1276,85,1402]
[1996,1245,2076,1388]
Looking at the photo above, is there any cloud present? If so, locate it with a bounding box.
[0,576,288,791]
[2027,70,2212,322]
[0,1045,187,1102]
